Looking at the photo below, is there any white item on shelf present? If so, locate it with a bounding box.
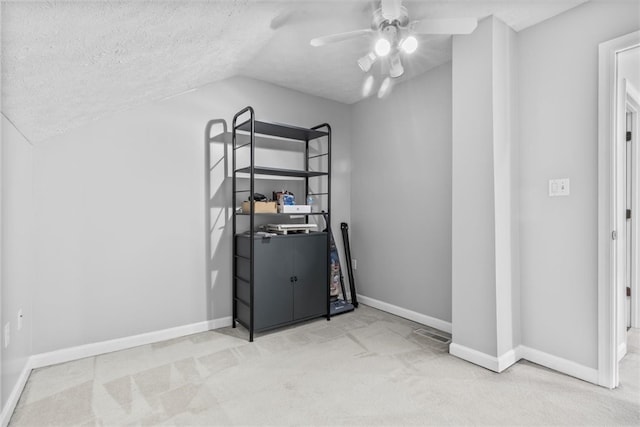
[278,205,312,213]
[266,223,318,235]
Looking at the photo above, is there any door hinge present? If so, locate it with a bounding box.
[628,209,632,220]
[627,286,631,297]
[612,230,617,240]
[627,131,632,142]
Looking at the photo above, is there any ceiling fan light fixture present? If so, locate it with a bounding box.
[362,75,375,97]
[378,76,392,98]
[374,38,391,57]
[358,52,377,72]
[389,54,404,78]
[400,35,418,54]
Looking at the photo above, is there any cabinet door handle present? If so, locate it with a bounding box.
[290,277,294,283]
[294,276,298,282]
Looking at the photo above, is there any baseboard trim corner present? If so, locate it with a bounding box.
[449,342,500,372]
[449,342,598,383]
[1,360,32,427]
[449,343,522,373]
[357,294,452,333]
[1,316,232,426]
[208,316,234,331]
[497,346,523,372]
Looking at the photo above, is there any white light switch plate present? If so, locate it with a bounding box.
[549,178,570,197]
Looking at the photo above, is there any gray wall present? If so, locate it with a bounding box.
[350,63,453,323]
[451,16,519,361]
[31,76,351,354]
[518,0,640,368]
[1,3,638,405]
[451,18,499,357]
[1,115,35,407]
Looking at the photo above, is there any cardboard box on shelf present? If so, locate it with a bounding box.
[241,201,277,213]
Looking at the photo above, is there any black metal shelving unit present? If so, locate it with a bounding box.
[231,106,332,342]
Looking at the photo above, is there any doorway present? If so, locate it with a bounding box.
[617,48,640,363]
[623,74,640,333]
[618,76,639,362]
[598,31,640,389]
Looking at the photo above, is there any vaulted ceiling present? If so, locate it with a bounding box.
[1,0,588,143]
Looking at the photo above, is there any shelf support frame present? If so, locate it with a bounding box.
[230,108,332,341]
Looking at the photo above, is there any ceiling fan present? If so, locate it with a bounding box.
[310,0,477,96]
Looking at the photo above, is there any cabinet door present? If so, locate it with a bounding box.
[293,234,327,320]
[253,237,294,329]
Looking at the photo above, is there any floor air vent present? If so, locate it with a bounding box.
[413,328,451,344]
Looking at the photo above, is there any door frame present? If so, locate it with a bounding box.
[598,30,640,389]
[626,82,640,329]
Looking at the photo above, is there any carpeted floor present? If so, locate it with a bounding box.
[9,305,640,426]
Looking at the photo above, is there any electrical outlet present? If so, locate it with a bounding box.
[352,259,357,270]
[4,322,10,349]
[17,309,23,331]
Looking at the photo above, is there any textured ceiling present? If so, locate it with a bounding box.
[1,0,588,144]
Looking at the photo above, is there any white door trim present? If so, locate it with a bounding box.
[0,114,4,411]
[598,30,640,389]
[626,82,640,329]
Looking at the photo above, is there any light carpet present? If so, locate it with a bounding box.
[9,305,640,426]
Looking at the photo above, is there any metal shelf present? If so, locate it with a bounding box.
[235,119,328,141]
[231,106,332,342]
[235,166,328,178]
[235,212,327,216]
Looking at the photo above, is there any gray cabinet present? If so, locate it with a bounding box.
[236,233,327,332]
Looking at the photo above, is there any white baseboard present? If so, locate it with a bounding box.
[30,317,232,369]
[449,342,508,372]
[357,294,452,334]
[519,345,599,384]
[498,346,522,372]
[449,342,598,384]
[0,317,232,427]
[208,316,234,330]
[1,361,32,427]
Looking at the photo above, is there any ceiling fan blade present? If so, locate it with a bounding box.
[381,0,402,20]
[270,11,293,30]
[310,29,373,47]
[410,18,478,35]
